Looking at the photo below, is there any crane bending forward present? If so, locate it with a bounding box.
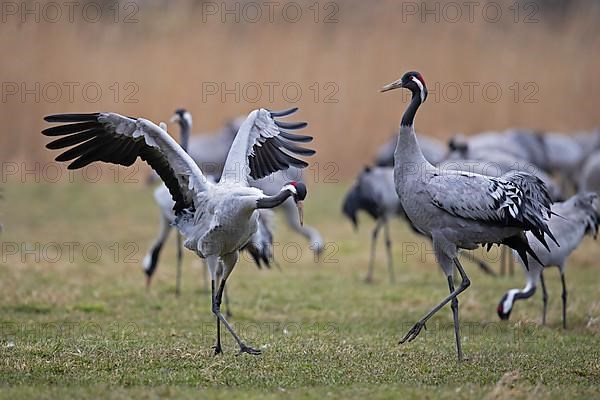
[43,108,314,356]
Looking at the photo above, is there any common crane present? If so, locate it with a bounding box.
[144,182,276,309]
[172,109,325,256]
[43,107,314,356]
[342,166,496,283]
[497,192,599,328]
[380,71,557,361]
[144,113,277,299]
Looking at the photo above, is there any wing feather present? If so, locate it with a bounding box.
[43,112,210,213]
[221,108,314,184]
[427,170,556,248]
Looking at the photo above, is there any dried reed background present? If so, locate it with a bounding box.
[1,0,599,178]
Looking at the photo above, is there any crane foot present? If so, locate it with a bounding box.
[212,344,222,356]
[399,320,427,344]
[236,344,261,356]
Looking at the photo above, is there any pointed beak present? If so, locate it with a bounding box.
[296,201,304,226]
[170,114,180,123]
[380,79,403,93]
[146,275,152,290]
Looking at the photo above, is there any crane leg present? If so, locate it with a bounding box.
[540,271,548,326]
[209,253,259,356]
[143,214,172,289]
[400,258,470,362]
[383,220,395,284]
[500,247,506,276]
[560,268,567,329]
[447,276,462,362]
[211,279,223,356]
[216,260,232,317]
[175,232,183,297]
[366,220,382,283]
[508,250,515,276]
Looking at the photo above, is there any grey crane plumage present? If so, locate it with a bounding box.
[142,121,276,299]
[439,155,564,276]
[143,182,277,306]
[449,129,582,194]
[497,192,599,328]
[580,150,600,196]
[443,143,564,202]
[448,130,547,169]
[542,132,583,185]
[380,71,557,361]
[42,107,314,356]
[574,129,600,162]
[172,109,324,255]
[342,166,496,283]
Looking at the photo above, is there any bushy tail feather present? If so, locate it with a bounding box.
[500,233,543,270]
[342,184,361,229]
[341,174,383,230]
[503,171,559,249]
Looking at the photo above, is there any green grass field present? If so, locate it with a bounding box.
[1,180,599,399]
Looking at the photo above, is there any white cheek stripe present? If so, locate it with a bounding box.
[412,76,425,103]
[503,281,533,312]
[283,184,297,195]
[183,111,193,126]
[503,289,520,312]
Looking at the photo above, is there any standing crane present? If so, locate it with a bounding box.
[497,192,599,328]
[380,71,557,361]
[43,107,314,356]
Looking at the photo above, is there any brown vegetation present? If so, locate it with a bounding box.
[1,0,599,178]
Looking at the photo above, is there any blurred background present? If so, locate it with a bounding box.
[1,0,599,177]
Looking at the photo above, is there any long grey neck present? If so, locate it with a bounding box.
[508,285,537,309]
[394,92,429,169]
[178,121,190,152]
[515,286,536,300]
[256,189,293,209]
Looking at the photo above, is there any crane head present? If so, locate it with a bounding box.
[380,71,428,103]
[170,108,192,127]
[497,293,513,321]
[284,181,307,226]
